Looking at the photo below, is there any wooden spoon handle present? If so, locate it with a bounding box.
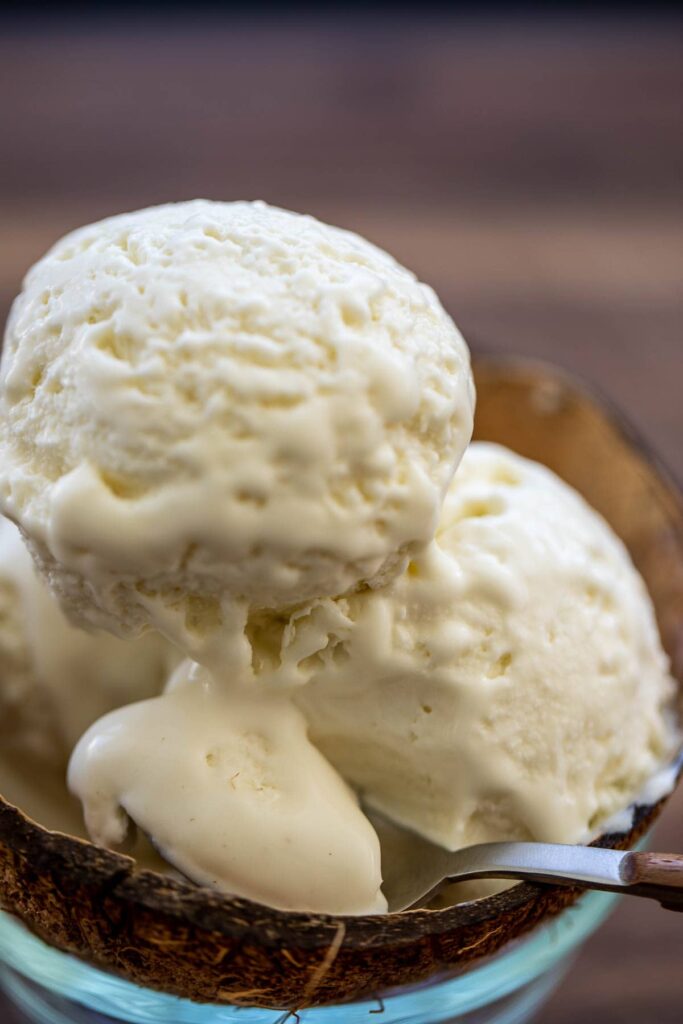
[620,852,683,911]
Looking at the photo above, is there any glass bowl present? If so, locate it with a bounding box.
[0,887,616,1024]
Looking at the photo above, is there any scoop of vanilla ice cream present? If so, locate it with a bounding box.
[0,516,174,764]
[287,443,677,850]
[0,200,473,664]
[68,661,387,915]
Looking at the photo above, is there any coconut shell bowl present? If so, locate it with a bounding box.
[0,357,681,1015]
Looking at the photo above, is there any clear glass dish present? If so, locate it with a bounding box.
[0,887,616,1024]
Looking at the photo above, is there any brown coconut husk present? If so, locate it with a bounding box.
[1,357,681,1010]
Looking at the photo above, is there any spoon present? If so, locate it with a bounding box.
[371,813,683,913]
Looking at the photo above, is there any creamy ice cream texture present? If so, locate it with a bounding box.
[0,200,474,669]
[293,444,676,849]
[68,445,676,912]
[0,516,172,765]
[0,200,676,918]
[69,661,386,915]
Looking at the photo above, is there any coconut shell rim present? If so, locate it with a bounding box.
[1,779,679,948]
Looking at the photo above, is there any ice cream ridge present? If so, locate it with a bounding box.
[0,200,676,915]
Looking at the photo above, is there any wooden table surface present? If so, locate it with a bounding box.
[0,14,681,1023]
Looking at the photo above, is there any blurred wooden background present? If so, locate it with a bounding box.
[0,13,682,1023]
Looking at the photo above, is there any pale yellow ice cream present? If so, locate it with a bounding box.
[2,200,676,919]
[67,445,677,911]
[0,516,173,765]
[0,200,474,668]
[288,444,677,850]
[68,660,386,915]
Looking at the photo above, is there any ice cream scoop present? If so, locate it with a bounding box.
[289,443,677,851]
[0,200,474,668]
[0,516,173,765]
[68,660,386,916]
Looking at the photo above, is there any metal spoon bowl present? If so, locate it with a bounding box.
[372,810,683,914]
